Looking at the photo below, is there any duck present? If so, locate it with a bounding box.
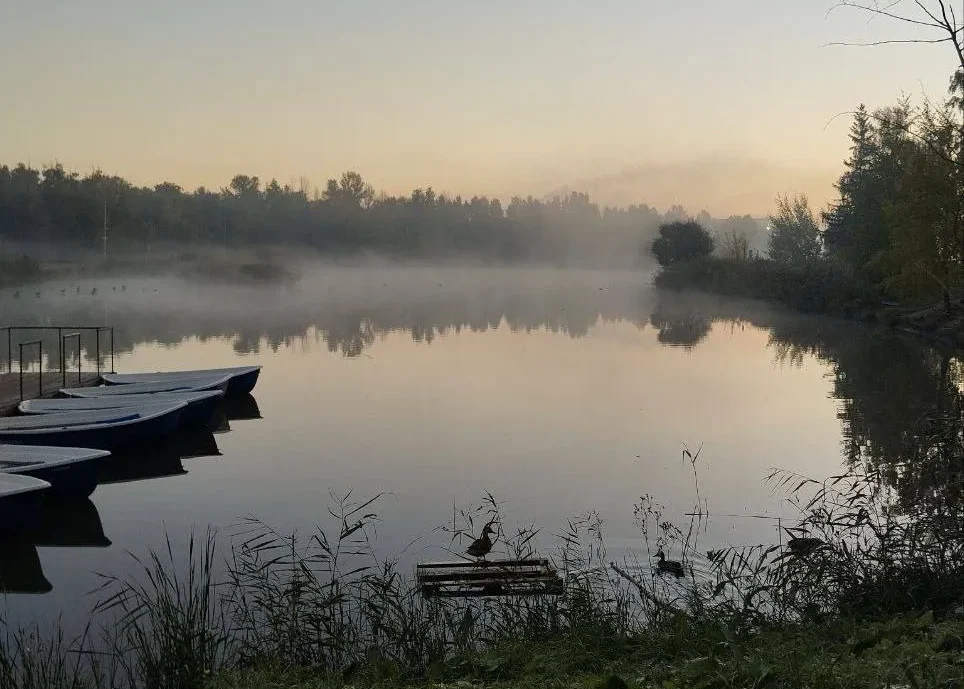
[13,290,19,298]
[655,550,685,578]
[787,537,824,556]
[466,522,496,561]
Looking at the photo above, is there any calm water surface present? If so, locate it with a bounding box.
[0,266,954,628]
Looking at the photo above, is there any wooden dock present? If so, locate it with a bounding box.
[0,372,101,416]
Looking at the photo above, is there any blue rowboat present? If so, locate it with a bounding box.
[62,375,231,398]
[0,445,110,499]
[0,403,185,450]
[102,365,261,396]
[0,474,50,533]
[20,390,223,428]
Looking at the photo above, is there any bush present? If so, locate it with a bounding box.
[651,221,714,267]
[654,256,879,316]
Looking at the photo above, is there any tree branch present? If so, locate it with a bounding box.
[830,1,948,29]
[826,37,957,46]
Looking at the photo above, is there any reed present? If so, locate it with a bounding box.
[2,452,963,688]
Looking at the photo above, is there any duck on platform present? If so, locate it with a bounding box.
[655,550,685,578]
[466,521,497,561]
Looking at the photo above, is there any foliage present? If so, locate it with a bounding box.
[718,229,750,262]
[651,221,715,267]
[0,162,717,266]
[767,194,821,265]
[3,449,964,689]
[822,99,964,306]
[654,256,878,316]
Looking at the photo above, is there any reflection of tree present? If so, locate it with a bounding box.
[648,289,964,514]
[648,309,712,349]
[0,272,656,362]
[767,322,964,513]
[8,275,962,517]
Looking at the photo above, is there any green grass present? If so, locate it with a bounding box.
[208,612,964,689]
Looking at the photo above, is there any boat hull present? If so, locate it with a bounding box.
[0,491,45,533]
[103,366,261,396]
[22,392,221,428]
[7,456,101,499]
[226,367,260,395]
[0,406,183,450]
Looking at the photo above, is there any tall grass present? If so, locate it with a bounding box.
[2,451,963,688]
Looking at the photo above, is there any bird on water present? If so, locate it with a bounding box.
[655,550,685,578]
[466,522,496,561]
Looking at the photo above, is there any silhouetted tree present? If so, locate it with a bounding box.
[768,194,821,265]
[651,221,715,267]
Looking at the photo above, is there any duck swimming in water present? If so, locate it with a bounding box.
[466,522,496,561]
[656,550,685,578]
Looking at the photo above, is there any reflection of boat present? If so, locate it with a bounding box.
[98,448,187,485]
[0,541,52,594]
[174,428,221,459]
[0,475,50,532]
[21,390,223,428]
[102,365,261,396]
[211,409,230,434]
[0,445,110,498]
[63,375,231,397]
[0,403,184,450]
[223,394,262,421]
[31,497,111,547]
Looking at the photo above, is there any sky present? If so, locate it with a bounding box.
[0,0,957,215]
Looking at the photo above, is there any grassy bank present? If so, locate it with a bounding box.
[211,612,964,689]
[654,256,964,348]
[3,464,964,689]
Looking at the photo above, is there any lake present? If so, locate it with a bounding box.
[0,265,959,630]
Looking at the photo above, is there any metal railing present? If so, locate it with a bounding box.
[61,332,82,387]
[18,340,42,400]
[2,326,115,376]
[1,326,116,402]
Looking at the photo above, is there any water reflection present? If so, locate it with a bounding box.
[0,500,110,594]
[32,498,111,548]
[0,542,51,594]
[224,394,262,421]
[0,268,960,611]
[649,291,964,515]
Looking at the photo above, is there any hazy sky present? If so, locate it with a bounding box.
[0,1,956,214]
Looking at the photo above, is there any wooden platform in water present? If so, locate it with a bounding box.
[417,558,563,598]
[0,372,101,416]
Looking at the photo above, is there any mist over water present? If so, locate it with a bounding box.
[0,263,953,632]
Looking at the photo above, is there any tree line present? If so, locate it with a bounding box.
[0,163,764,265]
[653,95,964,311]
[653,2,964,311]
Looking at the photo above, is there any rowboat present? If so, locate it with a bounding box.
[102,365,261,396]
[0,445,110,499]
[61,375,231,398]
[21,390,224,427]
[0,474,50,532]
[0,403,185,450]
